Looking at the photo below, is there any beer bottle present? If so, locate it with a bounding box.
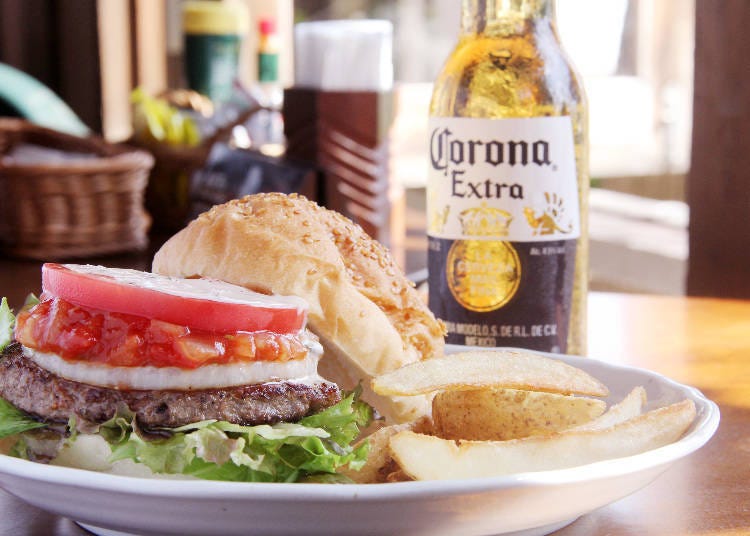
[427,0,588,354]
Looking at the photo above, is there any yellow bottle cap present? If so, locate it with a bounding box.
[182,0,249,35]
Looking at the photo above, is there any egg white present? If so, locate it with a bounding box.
[23,346,323,391]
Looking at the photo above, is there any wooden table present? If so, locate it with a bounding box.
[560,293,750,535]
[0,255,747,534]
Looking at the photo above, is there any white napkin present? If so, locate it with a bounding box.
[293,20,393,91]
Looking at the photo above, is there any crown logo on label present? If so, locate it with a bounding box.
[459,202,513,237]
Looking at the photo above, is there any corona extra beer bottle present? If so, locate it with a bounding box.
[427,0,588,354]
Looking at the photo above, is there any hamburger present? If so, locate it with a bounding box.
[0,193,445,481]
[153,193,446,422]
[0,263,371,482]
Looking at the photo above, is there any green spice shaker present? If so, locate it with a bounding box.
[182,0,248,104]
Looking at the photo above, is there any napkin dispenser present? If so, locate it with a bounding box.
[283,20,398,248]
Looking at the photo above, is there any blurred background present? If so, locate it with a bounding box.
[0,0,746,298]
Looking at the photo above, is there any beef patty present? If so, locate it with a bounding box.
[0,343,341,429]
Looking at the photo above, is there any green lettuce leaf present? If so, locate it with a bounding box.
[22,293,39,310]
[0,398,47,439]
[101,390,372,483]
[0,294,38,353]
[0,298,14,352]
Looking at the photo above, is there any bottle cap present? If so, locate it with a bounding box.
[259,17,276,36]
[182,0,249,36]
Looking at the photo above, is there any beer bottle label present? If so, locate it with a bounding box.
[427,116,580,353]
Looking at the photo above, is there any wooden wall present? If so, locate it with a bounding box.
[0,0,101,132]
[0,0,167,140]
[687,0,750,298]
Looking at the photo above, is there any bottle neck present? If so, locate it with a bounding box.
[461,0,555,35]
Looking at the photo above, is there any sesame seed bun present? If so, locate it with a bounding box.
[152,193,445,422]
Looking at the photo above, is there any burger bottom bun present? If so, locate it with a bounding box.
[50,435,194,479]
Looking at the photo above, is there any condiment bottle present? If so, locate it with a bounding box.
[257,17,281,100]
[248,16,285,155]
[182,0,248,104]
[427,0,588,354]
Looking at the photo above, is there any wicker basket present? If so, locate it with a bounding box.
[0,119,154,260]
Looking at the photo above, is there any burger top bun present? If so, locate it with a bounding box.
[152,193,446,423]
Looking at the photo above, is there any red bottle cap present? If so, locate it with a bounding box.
[259,17,276,35]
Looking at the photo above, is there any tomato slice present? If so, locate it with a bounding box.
[41,264,307,334]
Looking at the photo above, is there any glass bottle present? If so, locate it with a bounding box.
[247,17,286,156]
[427,0,588,355]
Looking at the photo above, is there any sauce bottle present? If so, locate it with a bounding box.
[249,17,285,155]
[182,0,248,104]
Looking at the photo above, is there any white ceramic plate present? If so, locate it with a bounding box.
[0,353,719,536]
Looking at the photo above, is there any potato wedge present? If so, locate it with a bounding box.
[372,350,609,397]
[433,388,607,441]
[339,417,432,483]
[390,399,696,480]
[571,386,647,432]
